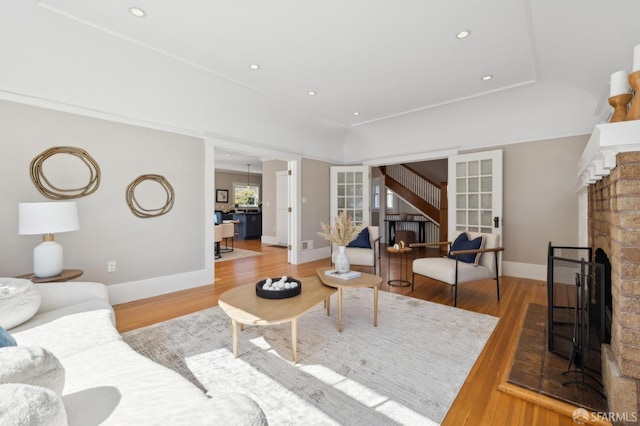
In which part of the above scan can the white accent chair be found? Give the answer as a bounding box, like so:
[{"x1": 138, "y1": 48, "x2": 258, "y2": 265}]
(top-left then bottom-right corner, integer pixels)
[
  {"x1": 220, "y1": 222, "x2": 235, "y2": 253},
  {"x1": 331, "y1": 226, "x2": 381, "y2": 275},
  {"x1": 214, "y1": 225, "x2": 222, "y2": 259},
  {"x1": 410, "y1": 231, "x2": 504, "y2": 307}
]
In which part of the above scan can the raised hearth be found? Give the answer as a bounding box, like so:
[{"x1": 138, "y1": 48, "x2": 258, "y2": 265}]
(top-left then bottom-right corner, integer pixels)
[{"x1": 508, "y1": 303, "x2": 607, "y2": 412}]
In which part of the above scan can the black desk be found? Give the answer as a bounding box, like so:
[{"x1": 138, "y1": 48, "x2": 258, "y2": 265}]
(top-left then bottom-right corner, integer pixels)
[{"x1": 384, "y1": 220, "x2": 429, "y2": 245}]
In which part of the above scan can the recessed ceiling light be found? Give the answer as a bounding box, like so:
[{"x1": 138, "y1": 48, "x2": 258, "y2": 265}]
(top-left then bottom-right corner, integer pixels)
[
  {"x1": 129, "y1": 7, "x2": 146, "y2": 18},
  {"x1": 353, "y1": 112, "x2": 360, "y2": 116},
  {"x1": 481, "y1": 75, "x2": 493, "y2": 81},
  {"x1": 249, "y1": 64, "x2": 260, "y2": 70},
  {"x1": 307, "y1": 91, "x2": 317, "y2": 96},
  {"x1": 456, "y1": 30, "x2": 470, "y2": 39}
]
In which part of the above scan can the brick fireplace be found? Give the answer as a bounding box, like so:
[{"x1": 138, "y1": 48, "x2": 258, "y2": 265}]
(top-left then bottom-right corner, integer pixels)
[{"x1": 581, "y1": 121, "x2": 640, "y2": 422}]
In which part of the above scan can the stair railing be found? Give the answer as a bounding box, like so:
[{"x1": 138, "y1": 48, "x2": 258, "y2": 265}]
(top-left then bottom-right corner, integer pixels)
[{"x1": 384, "y1": 164, "x2": 440, "y2": 209}]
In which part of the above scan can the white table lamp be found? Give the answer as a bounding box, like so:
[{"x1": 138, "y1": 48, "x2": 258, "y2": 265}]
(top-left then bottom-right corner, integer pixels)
[{"x1": 19, "y1": 202, "x2": 79, "y2": 278}]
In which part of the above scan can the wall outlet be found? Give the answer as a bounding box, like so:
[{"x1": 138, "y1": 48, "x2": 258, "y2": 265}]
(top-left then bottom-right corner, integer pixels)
[{"x1": 107, "y1": 261, "x2": 116, "y2": 273}]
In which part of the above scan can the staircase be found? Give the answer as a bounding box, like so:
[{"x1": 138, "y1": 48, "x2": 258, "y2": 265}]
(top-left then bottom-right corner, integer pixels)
[{"x1": 379, "y1": 164, "x2": 448, "y2": 242}]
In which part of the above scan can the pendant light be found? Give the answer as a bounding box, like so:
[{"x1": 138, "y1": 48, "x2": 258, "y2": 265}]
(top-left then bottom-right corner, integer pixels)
[{"x1": 246, "y1": 164, "x2": 251, "y2": 188}]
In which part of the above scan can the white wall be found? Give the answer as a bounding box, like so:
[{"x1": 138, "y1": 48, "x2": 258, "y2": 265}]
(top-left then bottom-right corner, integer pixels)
[
  {"x1": 0, "y1": 100, "x2": 209, "y2": 302},
  {"x1": 482, "y1": 135, "x2": 589, "y2": 279}
]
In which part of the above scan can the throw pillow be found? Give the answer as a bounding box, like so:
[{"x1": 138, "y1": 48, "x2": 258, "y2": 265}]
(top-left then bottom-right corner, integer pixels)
[
  {"x1": 0, "y1": 383, "x2": 67, "y2": 426},
  {"x1": 0, "y1": 278, "x2": 42, "y2": 330},
  {"x1": 0, "y1": 346, "x2": 65, "y2": 396},
  {"x1": 0, "y1": 326, "x2": 17, "y2": 347},
  {"x1": 347, "y1": 227, "x2": 371, "y2": 249},
  {"x1": 447, "y1": 232, "x2": 485, "y2": 265}
]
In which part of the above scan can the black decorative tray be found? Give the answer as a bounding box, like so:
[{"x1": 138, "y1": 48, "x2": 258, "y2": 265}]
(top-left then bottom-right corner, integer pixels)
[{"x1": 255, "y1": 277, "x2": 302, "y2": 299}]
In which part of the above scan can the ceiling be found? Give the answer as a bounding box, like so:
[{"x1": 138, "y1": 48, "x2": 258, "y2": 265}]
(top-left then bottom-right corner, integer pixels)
[
  {"x1": 27, "y1": 0, "x2": 640, "y2": 167},
  {"x1": 38, "y1": 0, "x2": 538, "y2": 128},
  {"x1": 215, "y1": 148, "x2": 263, "y2": 174}
]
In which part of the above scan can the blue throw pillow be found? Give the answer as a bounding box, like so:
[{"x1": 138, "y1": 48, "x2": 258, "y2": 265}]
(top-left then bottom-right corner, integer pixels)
[
  {"x1": 0, "y1": 326, "x2": 17, "y2": 347},
  {"x1": 347, "y1": 227, "x2": 371, "y2": 248},
  {"x1": 447, "y1": 232, "x2": 485, "y2": 265}
]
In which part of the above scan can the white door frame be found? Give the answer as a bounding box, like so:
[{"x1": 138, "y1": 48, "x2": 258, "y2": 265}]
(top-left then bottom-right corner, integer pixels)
[
  {"x1": 275, "y1": 170, "x2": 289, "y2": 247},
  {"x1": 288, "y1": 159, "x2": 301, "y2": 264},
  {"x1": 207, "y1": 137, "x2": 302, "y2": 272}
]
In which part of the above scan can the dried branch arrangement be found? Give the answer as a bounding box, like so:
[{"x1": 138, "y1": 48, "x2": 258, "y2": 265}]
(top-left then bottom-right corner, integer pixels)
[{"x1": 317, "y1": 211, "x2": 365, "y2": 246}]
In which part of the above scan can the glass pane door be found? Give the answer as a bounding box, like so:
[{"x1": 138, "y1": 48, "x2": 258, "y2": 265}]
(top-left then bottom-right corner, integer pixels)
[
  {"x1": 449, "y1": 150, "x2": 502, "y2": 236},
  {"x1": 330, "y1": 166, "x2": 369, "y2": 226}
]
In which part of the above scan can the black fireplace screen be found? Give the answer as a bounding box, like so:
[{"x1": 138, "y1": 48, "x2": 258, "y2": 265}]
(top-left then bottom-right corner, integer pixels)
[{"x1": 547, "y1": 243, "x2": 611, "y2": 370}]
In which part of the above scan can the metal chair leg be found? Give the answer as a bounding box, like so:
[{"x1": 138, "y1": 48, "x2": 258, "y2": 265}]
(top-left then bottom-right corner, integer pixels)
[
  {"x1": 494, "y1": 251, "x2": 500, "y2": 301},
  {"x1": 454, "y1": 284, "x2": 458, "y2": 307},
  {"x1": 454, "y1": 257, "x2": 459, "y2": 307}
]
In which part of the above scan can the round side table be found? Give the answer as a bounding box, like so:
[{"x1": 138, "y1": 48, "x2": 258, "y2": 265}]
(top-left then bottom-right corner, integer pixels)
[
  {"x1": 16, "y1": 269, "x2": 84, "y2": 283},
  {"x1": 386, "y1": 247, "x2": 412, "y2": 287}
]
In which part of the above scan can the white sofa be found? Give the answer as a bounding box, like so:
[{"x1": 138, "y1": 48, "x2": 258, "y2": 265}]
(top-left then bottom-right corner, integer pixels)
[{"x1": 2, "y1": 281, "x2": 267, "y2": 425}]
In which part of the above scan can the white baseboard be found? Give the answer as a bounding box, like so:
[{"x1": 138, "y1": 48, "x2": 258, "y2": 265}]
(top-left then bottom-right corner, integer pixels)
[
  {"x1": 503, "y1": 261, "x2": 546, "y2": 281},
  {"x1": 261, "y1": 235, "x2": 286, "y2": 246},
  {"x1": 297, "y1": 246, "x2": 331, "y2": 264},
  {"x1": 107, "y1": 269, "x2": 212, "y2": 305}
]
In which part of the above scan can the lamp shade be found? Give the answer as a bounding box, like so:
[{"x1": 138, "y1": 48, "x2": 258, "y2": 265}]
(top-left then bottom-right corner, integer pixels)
[{"x1": 19, "y1": 202, "x2": 79, "y2": 235}]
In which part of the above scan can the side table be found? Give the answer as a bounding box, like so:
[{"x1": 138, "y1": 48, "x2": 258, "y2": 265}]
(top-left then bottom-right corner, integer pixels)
[
  {"x1": 316, "y1": 267, "x2": 382, "y2": 333},
  {"x1": 386, "y1": 247, "x2": 412, "y2": 287},
  {"x1": 16, "y1": 269, "x2": 84, "y2": 283}
]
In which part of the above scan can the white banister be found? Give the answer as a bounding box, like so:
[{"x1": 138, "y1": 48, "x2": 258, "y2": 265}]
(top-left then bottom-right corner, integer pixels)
[{"x1": 384, "y1": 164, "x2": 440, "y2": 208}]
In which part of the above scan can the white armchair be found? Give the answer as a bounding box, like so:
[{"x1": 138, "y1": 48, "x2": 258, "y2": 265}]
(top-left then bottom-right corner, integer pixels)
[
  {"x1": 410, "y1": 231, "x2": 504, "y2": 307},
  {"x1": 331, "y1": 226, "x2": 381, "y2": 275}
]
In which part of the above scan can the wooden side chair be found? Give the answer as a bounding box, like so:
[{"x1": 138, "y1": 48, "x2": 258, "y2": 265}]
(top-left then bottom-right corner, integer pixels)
[
  {"x1": 330, "y1": 226, "x2": 382, "y2": 275},
  {"x1": 410, "y1": 231, "x2": 504, "y2": 307}
]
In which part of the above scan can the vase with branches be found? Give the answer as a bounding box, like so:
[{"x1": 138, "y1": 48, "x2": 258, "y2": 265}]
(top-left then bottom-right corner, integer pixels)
[{"x1": 318, "y1": 211, "x2": 365, "y2": 273}]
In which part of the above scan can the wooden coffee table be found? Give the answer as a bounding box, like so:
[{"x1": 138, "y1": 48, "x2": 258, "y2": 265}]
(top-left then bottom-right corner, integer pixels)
[
  {"x1": 317, "y1": 267, "x2": 382, "y2": 332},
  {"x1": 218, "y1": 275, "x2": 336, "y2": 362}
]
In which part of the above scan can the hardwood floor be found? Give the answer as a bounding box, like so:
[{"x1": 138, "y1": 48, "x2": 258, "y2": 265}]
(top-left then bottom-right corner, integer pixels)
[{"x1": 113, "y1": 240, "x2": 583, "y2": 426}]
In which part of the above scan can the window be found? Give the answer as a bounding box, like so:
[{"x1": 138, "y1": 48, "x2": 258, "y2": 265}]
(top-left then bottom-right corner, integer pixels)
[
  {"x1": 372, "y1": 178, "x2": 393, "y2": 210},
  {"x1": 372, "y1": 178, "x2": 380, "y2": 209},
  {"x1": 233, "y1": 183, "x2": 260, "y2": 207},
  {"x1": 386, "y1": 189, "x2": 394, "y2": 210}
]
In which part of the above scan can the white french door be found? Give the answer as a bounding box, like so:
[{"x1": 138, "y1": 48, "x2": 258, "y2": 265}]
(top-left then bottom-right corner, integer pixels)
[
  {"x1": 276, "y1": 170, "x2": 288, "y2": 246},
  {"x1": 330, "y1": 166, "x2": 370, "y2": 226},
  {"x1": 448, "y1": 150, "x2": 503, "y2": 239}
]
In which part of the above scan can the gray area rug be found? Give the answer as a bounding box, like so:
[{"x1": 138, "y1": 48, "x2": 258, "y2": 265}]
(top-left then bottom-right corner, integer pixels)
[{"x1": 123, "y1": 289, "x2": 498, "y2": 425}]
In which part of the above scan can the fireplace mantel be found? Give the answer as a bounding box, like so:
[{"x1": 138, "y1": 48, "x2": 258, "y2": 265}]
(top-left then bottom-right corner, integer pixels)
[{"x1": 578, "y1": 120, "x2": 640, "y2": 185}]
